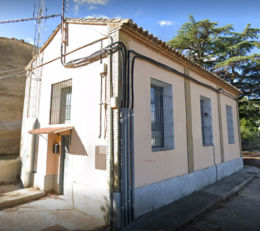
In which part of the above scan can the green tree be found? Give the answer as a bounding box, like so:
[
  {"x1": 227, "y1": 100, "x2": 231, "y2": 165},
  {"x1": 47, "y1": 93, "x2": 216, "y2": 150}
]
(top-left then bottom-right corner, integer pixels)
[
  {"x1": 214, "y1": 25, "x2": 260, "y2": 98},
  {"x1": 239, "y1": 98, "x2": 260, "y2": 143},
  {"x1": 168, "y1": 16, "x2": 260, "y2": 99},
  {"x1": 168, "y1": 15, "x2": 232, "y2": 69},
  {"x1": 168, "y1": 16, "x2": 260, "y2": 144}
]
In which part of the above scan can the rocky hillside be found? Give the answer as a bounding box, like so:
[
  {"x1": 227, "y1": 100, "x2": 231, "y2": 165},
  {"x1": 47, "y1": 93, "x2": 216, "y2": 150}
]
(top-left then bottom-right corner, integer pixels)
[{"x1": 0, "y1": 37, "x2": 34, "y2": 156}]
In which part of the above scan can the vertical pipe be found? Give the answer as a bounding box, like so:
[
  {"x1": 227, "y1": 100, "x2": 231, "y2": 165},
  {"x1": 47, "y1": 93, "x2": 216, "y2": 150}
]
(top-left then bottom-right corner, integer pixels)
[
  {"x1": 109, "y1": 47, "x2": 115, "y2": 230},
  {"x1": 130, "y1": 109, "x2": 135, "y2": 220},
  {"x1": 236, "y1": 100, "x2": 242, "y2": 157},
  {"x1": 217, "y1": 90, "x2": 225, "y2": 163},
  {"x1": 109, "y1": 107, "x2": 114, "y2": 229}
]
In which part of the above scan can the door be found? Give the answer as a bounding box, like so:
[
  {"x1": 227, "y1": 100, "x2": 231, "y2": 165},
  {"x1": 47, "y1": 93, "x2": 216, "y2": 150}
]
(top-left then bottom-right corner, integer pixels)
[{"x1": 59, "y1": 135, "x2": 71, "y2": 197}]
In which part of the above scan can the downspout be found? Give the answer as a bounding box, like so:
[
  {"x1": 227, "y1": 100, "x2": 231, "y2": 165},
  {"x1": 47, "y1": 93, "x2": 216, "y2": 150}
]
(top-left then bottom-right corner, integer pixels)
[
  {"x1": 109, "y1": 48, "x2": 115, "y2": 230},
  {"x1": 127, "y1": 50, "x2": 240, "y2": 223}
]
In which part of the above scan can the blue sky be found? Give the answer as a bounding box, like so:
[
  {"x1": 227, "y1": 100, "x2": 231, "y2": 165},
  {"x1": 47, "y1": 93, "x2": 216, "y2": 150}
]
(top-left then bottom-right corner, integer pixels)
[{"x1": 0, "y1": 0, "x2": 260, "y2": 46}]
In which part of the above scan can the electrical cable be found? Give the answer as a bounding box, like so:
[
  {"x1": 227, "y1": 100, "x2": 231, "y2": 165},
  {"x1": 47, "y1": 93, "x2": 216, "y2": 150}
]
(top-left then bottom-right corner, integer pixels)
[
  {"x1": 128, "y1": 50, "x2": 238, "y2": 109},
  {"x1": 0, "y1": 14, "x2": 61, "y2": 24},
  {"x1": 0, "y1": 68, "x2": 24, "y2": 74},
  {"x1": 0, "y1": 71, "x2": 26, "y2": 80}
]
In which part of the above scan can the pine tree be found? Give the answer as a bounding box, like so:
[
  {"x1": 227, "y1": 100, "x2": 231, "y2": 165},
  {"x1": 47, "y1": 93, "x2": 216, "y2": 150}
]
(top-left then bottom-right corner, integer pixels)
[
  {"x1": 168, "y1": 16, "x2": 260, "y2": 99},
  {"x1": 168, "y1": 15, "x2": 232, "y2": 69},
  {"x1": 168, "y1": 16, "x2": 260, "y2": 141},
  {"x1": 214, "y1": 24, "x2": 260, "y2": 98}
]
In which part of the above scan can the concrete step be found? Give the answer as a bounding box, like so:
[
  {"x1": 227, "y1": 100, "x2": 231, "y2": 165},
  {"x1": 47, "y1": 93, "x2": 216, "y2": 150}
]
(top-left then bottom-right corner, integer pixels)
[{"x1": 0, "y1": 188, "x2": 45, "y2": 210}]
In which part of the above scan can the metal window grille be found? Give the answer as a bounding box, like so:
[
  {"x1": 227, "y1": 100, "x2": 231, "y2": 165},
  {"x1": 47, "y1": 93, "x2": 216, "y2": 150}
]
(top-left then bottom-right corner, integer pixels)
[
  {"x1": 226, "y1": 105, "x2": 235, "y2": 144},
  {"x1": 151, "y1": 78, "x2": 174, "y2": 151},
  {"x1": 200, "y1": 96, "x2": 213, "y2": 146},
  {"x1": 50, "y1": 79, "x2": 72, "y2": 124}
]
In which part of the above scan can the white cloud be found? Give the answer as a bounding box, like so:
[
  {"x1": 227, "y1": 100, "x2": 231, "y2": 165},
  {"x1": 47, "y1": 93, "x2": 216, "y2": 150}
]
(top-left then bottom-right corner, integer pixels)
[
  {"x1": 86, "y1": 14, "x2": 109, "y2": 19},
  {"x1": 88, "y1": 5, "x2": 98, "y2": 10},
  {"x1": 85, "y1": 14, "x2": 121, "y2": 19},
  {"x1": 157, "y1": 20, "x2": 174, "y2": 27},
  {"x1": 73, "y1": 0, "x2": 109, "y2": 5}
]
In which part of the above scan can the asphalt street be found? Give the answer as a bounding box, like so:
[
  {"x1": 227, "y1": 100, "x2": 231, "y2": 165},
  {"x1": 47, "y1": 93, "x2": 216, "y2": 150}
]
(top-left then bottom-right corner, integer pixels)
[{"x1": 181, "y1": 160, "x2": 260, "y2": 231}]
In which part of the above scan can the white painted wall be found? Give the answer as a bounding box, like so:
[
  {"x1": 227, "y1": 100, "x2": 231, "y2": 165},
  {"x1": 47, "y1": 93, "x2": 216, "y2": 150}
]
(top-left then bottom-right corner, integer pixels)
[{"x1": 21, "y1": 23, "x2": 112, "y2": 224}]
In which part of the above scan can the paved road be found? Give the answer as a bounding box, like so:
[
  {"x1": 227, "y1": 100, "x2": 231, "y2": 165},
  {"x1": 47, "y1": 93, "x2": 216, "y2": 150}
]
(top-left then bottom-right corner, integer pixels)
[
  {"x1": 181, "y1": 171, "x2": 260, "y2": 231},
  {"x1": 0, "y1": 194, "x2": 104, "y2": 231}
]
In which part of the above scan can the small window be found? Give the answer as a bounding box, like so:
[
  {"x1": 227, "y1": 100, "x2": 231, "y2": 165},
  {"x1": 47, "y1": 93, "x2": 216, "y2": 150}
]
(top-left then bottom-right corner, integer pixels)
[
  {"x1": 50, "y1": 79, "x2": 72, "y2": 124},
  {"x1": 226, "y1": 105, "x2": 235, "y2": 144},
  {"x1": 200, "y1": 96, "x2": 213, "y2": 146},
  {"x1": 151, "y1": 78, "x2": 174, "y2": 151}
]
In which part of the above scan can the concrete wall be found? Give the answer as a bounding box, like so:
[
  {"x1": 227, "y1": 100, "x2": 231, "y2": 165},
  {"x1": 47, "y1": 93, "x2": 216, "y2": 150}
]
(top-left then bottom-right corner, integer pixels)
[{"x1": 134, "y1": 157, "x2": 243, "y2": 217}]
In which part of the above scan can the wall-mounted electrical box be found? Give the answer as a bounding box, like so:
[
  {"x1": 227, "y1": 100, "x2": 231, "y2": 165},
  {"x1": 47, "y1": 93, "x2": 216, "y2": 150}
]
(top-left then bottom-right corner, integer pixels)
[{"x1": 95, "y1": 145, "x2": 107, "y2": 170}]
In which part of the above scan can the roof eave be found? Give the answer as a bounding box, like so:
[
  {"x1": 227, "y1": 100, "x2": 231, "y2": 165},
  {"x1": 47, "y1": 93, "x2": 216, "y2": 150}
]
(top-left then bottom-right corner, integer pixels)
[{"x1": 119, "y1": 23, "x2": 241, "y2": 96}]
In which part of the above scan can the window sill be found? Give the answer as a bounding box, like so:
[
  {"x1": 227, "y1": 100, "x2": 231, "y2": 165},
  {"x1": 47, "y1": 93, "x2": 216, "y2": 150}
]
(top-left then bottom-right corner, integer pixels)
[{"x1": 152, "y1": 147, "x2": 174, "y2": 152}]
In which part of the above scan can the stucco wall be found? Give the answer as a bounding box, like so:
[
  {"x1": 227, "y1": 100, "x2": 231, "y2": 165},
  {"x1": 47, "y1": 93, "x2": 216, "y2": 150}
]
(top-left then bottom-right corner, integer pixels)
[
  {"x1": 189, "y1": 75, "x2": 221, "y2": 171},
  {"x1": 121, "y1": 30, "x2": 241, "y2": 189},
  {"x1": 121, "y1": 32, "x2": 188, "y2": 188},
  {"x1": 21, "y1": 23, "x2": 112, "y2": 224},
  {"x1": 220, "y1": 94, "x2": 240, "y2": 161}
]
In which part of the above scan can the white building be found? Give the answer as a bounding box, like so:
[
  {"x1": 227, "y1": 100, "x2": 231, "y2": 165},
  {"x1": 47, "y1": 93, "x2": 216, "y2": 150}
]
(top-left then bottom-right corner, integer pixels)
[{"x1": 20, "y1": 18, "x2": 242, "y2": 229}]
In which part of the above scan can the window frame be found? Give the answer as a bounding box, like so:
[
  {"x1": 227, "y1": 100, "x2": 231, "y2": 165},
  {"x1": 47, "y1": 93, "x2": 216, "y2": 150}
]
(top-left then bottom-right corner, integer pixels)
[
  {"x1": 49, "y1": 79, "x2": 72, "y2": 125},
  {"x1": 226, "y1": 105, "x2": 235, "y2": 144},
  {"x1": 200, "y1": 96, "x2": 213, "y2": 146},
  {"x1": 150, "y1": 78, "x2": 174, "y2": 152}
]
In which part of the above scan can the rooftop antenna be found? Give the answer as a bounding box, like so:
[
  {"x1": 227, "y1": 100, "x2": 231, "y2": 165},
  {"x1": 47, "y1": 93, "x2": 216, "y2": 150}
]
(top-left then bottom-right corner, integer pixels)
[
  {"x1": 28, "y1": 0, "x2": 46, "y2": 118},
  {"x1": 61, "y1": 0, "x2": 68, "y2": 64},
  {"x1": 33, "y1": 0, "x2": 46, "y2": 52}
]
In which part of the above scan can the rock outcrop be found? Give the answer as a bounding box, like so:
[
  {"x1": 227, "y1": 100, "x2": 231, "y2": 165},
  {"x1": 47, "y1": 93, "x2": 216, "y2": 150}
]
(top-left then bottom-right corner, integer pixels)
[{"x1": 0, "y1": 37, "x2": 34, "y2": 156}]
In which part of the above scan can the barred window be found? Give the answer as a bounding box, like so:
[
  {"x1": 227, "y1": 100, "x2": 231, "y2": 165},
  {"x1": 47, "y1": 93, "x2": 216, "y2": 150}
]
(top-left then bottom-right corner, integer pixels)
[
  {"x1": 151, "y1": 78, "x2": 174, "y2": 151},
  {"x1": 200, "y1": 96, "x2": 213, "y2": 146},
  {"x1": 50, "y1": 79, "x2": 72, "y2": 124},
  {"x1": 226, "y1": 105, "x2": 235, "y2": 144}
]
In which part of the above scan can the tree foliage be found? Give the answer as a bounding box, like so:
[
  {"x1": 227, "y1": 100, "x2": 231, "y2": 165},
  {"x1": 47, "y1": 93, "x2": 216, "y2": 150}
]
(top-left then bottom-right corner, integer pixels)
[
  {"x1": 168, "y1": 16, "x2": 260, "y2": 143},
  {"x1": 168, "y1": 15, "x2": 260, "y2": 99},
  {"x1": 239, "y1": 98, "x2": 260, "y2": 142},
  {"x1": 168, "y1": 15, "x2": 232, "y2": 69}
]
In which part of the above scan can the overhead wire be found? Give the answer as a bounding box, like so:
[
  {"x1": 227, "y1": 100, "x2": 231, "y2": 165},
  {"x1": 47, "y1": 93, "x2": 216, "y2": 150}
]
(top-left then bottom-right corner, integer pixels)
[
  {"x1": 0, "y1": 67, "x2": 24, "y2": 74},
  {"x1": 0, "y1": 70, "x2": 26, "y2": 80},
  {"x1": 0, "y1": 14, "x2": 61, "y2": 24}
]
